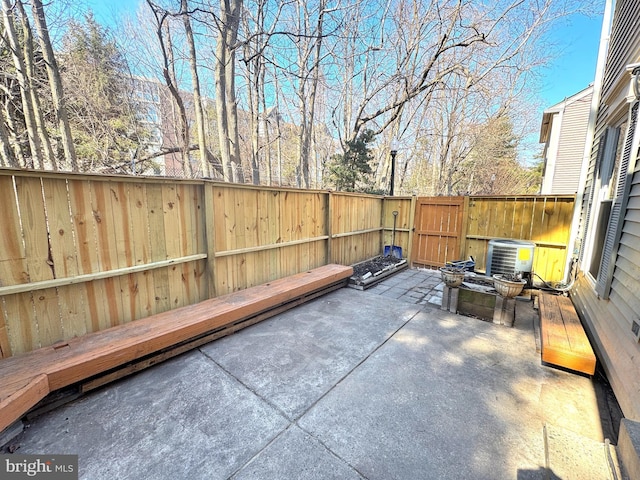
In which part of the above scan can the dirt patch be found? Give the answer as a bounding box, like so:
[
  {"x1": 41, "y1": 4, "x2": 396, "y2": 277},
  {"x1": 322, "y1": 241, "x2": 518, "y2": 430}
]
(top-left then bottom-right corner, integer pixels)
[{"x1": 351, "y1": 255, "x2": 405, "y2": 280}]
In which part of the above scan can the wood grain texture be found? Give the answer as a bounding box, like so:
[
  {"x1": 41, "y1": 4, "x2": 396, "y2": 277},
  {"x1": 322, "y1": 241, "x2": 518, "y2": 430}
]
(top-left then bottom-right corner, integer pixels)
[
  {"x1": 0, "y1": 374, "x2": 49, "y2": 433},
  {"x1": 464, "y1": 196, "x2": 575, "y2": 282},
  {"x1": 539, "y1": 292, "x2": 596, "y2": 375}
]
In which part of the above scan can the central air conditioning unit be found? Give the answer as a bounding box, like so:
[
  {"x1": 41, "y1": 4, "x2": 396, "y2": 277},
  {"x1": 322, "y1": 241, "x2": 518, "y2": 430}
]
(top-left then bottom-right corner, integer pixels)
[{"x1": 486, "y1": 239, "x2": 535, "y2": 278}]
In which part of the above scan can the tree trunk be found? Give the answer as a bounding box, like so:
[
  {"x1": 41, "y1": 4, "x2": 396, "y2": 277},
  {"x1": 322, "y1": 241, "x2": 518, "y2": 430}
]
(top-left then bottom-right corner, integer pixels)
[
  {"x1": 0, "y1": 115, "x2": 17, "y2": 167},
  {"x1": 297, "y1": 0, "x2": 325, "y2": 189},
  {"x1": 165, "y1": 22, "x2": 192, "y2": 177},
  {"x1": 30, "y1": 0, "x2": 77, "y2": 171},
  {"x1": 214, "y1": 42, "x2": 232, "y2": 182},
  {"x1": 1, "y1": 0, "x2": 43, "y2": 168},
  {"x1": 215, "y1": 0, "x2": 243, "y2": 183},
  {"x1": 244, "y1": 32, "x2": 260, "y2": 185},
  {"x1": 182, "y1": 0, "x2": 210, "y2": 178},
  {"x1": 2, "y1": 97, "x2": 27, "y2": 166},
  {"x1": 16, "y1": 0, "x2": 56, "y2": 170},
  {"x1": 146, "y1": 1, "x2": 192, "y2": 177}
]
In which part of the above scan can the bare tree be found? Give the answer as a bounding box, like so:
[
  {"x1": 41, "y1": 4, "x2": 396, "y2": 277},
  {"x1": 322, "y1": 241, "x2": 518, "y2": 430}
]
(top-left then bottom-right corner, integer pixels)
[
  {"x1": 210, "y1": 0, "x2": 244, "y2": 182},
  {"x1": 15, "y1": 0, "x2": 57, "y2": 169},
  {"x1": 1, "y1": 0, "x2": 43, "y2": 168},
  {"x1": 239, "y1": 0, "x2": 268, "y2": 185},
  {"x1": 146, "y1": 0, "x2": 193, "y2": 177},
  {"x1": 30, "y1": 0, "x2": 77, "y2": 171},
  {"x1": 0, "y1": 111, "x2": 17, "y2": 166},
  {"x1": 182, "y1": 0, "x2": 211, "y2": 177},
  {"x1": 294, "y1": 0, "x2": 327, "y2": 188}
]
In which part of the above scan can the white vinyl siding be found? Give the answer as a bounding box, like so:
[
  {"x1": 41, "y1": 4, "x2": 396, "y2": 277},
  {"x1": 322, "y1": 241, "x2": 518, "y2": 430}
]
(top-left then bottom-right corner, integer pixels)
[{"x1": 552, "y1": 92, "x2": 593, "y2": 194}]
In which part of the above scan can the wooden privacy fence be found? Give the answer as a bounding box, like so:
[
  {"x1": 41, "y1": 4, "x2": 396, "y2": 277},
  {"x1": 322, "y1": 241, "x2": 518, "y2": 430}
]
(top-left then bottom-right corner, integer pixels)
[
  {"x1": 0, "y1": 168, "x2": 574, "y2": 359},
  {"x1": 411, "y1": 195, "x2": 576, "y2": 285},
  {"x1": 0, "y1": 169, "x2": 412, "y2": 358}
]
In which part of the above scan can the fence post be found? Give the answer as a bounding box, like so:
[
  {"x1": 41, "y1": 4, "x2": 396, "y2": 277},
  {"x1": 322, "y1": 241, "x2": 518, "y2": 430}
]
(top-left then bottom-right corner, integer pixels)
[
  {"x1": 326, "y1": 191, "x2": 333, "y2": 264},
  {"x1": 460, "y1": 195, "x2": 470, "y2": 262},
  {"x1": 203, "y1": 182, "x2": 217, "y2": 298},
  {"x1": 407, "y1": 195, "x2": 417, "y2": 266}
]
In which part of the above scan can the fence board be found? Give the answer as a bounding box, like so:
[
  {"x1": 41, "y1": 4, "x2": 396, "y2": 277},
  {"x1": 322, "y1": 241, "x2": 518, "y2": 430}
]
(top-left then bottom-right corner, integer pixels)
[
  {"x1": 15, "y1": 176, "x2": 53, "y2": 283},
  {"x1": 42, "y1": 178, "x2": 87, "y2": 339},
  {"x1": 0, "y1": 176, "x2": 26, "y2": 285},
  {"x1": 129, "y1": 183, "x2": 154, "y2": 319},
  {"x1": 464, "y1": 196, "x2": 575, "y2": 282},
  {"x1": 145, "y1": 184, "x2": 171, "y2": 313},
  {"x1": 3, "y1": 293, "x2": 34, "y2": 355},
  {"x1": 0, "y1": 325, "x2": 10, "y2": 358},
  {"x1": 162, "y1": 184, "x2": 186, "y2": 308},
  {"x1": 91, "y1": 181, "x2": 124, "y2": 327}
]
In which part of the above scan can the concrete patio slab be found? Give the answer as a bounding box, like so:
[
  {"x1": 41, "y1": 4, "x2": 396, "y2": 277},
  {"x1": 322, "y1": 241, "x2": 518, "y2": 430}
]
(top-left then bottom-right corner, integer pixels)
[
  {"x1": 13, "y1": 350, "x2": 289, "y2": 479},
  {"x1": 8, "y1": 269, "x2": 615, "y2": 479},
  {"x1": 200, "y1": 289, "x2": 421, "y2": 420},
  {"x1": 297, "y1": 307, "x2": 565, "y2": 479}
]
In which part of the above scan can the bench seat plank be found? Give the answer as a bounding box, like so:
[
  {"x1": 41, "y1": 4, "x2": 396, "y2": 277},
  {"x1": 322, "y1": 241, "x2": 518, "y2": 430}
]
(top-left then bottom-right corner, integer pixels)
[{"x1": 539, "y1": 292, "x2": 596, "y2": 375}]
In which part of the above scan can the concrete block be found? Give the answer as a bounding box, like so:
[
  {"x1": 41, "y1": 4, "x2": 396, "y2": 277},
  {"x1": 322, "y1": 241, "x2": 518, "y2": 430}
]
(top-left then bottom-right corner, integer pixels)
[
  {"x1": 618, "y1": 418, "x2": 640, "y2": 480},
  {"x1": 441, "y1": 285, "x2": 458, "y2": 313},
  {"x1": 493, "y1": 296, "x2": 515, "y2": 326}
]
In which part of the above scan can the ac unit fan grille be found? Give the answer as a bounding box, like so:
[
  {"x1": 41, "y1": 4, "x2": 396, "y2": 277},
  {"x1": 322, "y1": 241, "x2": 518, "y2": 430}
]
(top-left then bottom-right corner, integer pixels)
[{"x1": 490, "y1": 247, "x2": 518, "y2": 275}]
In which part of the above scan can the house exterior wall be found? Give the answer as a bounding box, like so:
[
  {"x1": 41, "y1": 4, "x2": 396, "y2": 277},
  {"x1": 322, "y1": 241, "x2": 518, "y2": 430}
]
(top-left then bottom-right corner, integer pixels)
[
  {"x1": 540, "y1": 88, "x2": 593, "y2": 195},
  {"x1": 552, "y1": 91, "x2": 593, "y2": 194},
  {"x1": 540, "y1": 110, "x2": 563, "y2": 194},
  {"x1": 572, "y1": 0, "x2": 640, "y2": 421}
]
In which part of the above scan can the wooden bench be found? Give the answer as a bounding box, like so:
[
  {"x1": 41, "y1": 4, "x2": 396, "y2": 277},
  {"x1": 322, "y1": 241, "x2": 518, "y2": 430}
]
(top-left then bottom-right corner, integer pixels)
[
  {"x1": 538, "y1": 292, "x2": 596, "y2": 375},
  {"x1": 0, "y1": 264, "x2": 353, "y2": 433}
]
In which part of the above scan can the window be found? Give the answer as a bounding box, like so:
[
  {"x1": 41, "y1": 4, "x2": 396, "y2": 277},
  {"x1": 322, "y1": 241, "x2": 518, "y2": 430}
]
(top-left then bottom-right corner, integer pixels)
[
  {"x1": 588, "y1": 124, "x2": 623, "y2": 279},
  {"x1": 589, "y1": 101, "x2": 639, "y2": 298}
]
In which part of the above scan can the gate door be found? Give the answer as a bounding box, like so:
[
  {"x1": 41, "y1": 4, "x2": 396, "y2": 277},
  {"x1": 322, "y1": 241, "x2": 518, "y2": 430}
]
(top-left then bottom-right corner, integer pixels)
[{"x1": 412, "y1": 196, "x2": 465, "y2": 268}]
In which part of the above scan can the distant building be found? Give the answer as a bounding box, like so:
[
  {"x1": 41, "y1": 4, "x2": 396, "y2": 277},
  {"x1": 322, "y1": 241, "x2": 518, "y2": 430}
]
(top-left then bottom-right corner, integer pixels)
[
  {"x1": 539, "y1": 85, "x2": 593, "y2": 194},
  {"x1": 132, "y1": 77, "x2": 209, "y2": 177}
]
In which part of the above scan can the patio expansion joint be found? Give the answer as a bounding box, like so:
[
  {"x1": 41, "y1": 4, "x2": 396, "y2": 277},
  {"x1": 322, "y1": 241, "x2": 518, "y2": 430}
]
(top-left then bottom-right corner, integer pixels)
[
  {"x1": 195, "y1": 346, "x2": 373, "y2": 479},
  {"x1": 201, "y1": 307, "x2": 423, "y2": 480},
  {"x1": 293, "y1": 422, "x2": 371, "y2": 480},
  {"x1": 196, "y1": 347, "x2": 292, "y2": 422},
  {"x1": 291, "y1": 308, "x2": 423, "y2": 423},
  {"x1": 282, "y1": 308, "x2": 424, "y2": 479}
]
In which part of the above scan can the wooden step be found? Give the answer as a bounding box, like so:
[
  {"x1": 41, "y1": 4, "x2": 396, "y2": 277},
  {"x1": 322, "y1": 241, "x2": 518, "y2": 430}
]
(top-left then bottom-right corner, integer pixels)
[
  {"x1": 0, "y1": 264, "x2": 353, "y2": 433},
  {"x1": 539, "y1": 292, "x2": 596, "y2": 375}
]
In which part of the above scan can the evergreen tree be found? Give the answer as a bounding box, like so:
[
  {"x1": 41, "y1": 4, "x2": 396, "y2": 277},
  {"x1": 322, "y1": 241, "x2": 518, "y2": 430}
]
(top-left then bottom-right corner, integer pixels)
[
  {"x1": 59, "y1": 13, "x2": 148, "y2": 172},
  {"x1": 328, "y1": 129, "x2": 376, "y2": 192}
]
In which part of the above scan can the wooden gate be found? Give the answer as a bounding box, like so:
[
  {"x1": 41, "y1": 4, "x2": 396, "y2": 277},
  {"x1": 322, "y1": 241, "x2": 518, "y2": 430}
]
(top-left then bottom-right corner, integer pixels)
[{"x1": 411, "y1": 196, "x2": 467, "y2": 268}]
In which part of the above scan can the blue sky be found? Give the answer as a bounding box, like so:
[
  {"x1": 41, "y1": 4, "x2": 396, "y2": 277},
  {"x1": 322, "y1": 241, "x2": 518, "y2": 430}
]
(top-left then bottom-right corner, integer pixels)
[{"x1": 538, "y1": 13, "x2": 603, "y2": 107}]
